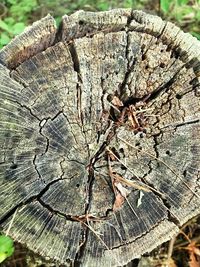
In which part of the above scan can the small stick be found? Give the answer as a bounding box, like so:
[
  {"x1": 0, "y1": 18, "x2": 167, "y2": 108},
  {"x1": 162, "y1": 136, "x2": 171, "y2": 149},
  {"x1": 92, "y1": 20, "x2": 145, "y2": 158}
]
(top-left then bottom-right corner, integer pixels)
[
  {"x1": 167, "y1": 235, "x2": 177, "y2": 260},
  {"x1": 135, "y1": 108, "x2": 154, "y2": 114},
  {"x1": 107, "y1": 102, "x2": 121, "y2": 114}
]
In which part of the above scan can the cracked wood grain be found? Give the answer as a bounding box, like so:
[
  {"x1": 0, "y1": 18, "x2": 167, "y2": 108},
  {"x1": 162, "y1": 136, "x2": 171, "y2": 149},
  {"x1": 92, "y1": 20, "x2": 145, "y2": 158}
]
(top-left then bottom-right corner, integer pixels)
[{"x1": 0, "y1": 9, "x2": 200, "y2": 267}]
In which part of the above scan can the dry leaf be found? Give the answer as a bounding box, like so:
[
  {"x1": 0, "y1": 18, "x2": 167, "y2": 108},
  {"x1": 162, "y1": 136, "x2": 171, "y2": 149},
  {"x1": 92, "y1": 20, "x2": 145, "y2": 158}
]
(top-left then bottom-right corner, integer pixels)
[
  {"x1": 114, "y1": 182, "x2": 130, "y2": 197},
  {"x1": 113, "y1": 193, "x2": 125, "y2": 211},
  {"x1": 189, "y1": 252, "x2": 200, "y2": 267},
  {"x1": 187, "y1": 241, "x2": 200, "y2": 267},
  {"x1": 113, "y1": 182, "x2": 130, "y2": 210}
]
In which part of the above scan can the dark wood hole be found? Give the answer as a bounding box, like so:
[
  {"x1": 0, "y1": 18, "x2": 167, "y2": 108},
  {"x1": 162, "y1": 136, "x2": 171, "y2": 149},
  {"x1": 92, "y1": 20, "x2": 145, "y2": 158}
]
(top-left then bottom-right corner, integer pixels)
[
  {"x1": 107, "y1": 94, "x2": 114, "y2": 102},
  {"x1": 139, "y1": 133, "x2": 144, "y2": 138},
  {"x1": 111, "y1": 147, "x2": 120, "y2": 159},
  {"x1": 170, "y1": 51, "x2": 179, "y2": 59},
  {"x1": 166, "y1": 150, "x2": 171, "y2": 155},
  {"x1": 79, "y1": 20, "x2": 84, "y2": 25},
  {"x1": 183, "y1": 170, "x2": 187, "y2": 176},
  {"x1": 176, "y1": 94, "x2": 182, "y2": 99},
  {"x1": 119, "y1": 148, "x2": 124, "y2": 153},
  {"x1": 189, "y1": 79, "x2": 194, "y2": 85},
  {"x1": 10, "y1": 163, "x2": 18, "y2": 169},
  {"x1": 121, "y1": 165, "x2": 127, "y2": 170},
  {"x1": 160, "y1": 62, "x2": 165, "y2": 68}
]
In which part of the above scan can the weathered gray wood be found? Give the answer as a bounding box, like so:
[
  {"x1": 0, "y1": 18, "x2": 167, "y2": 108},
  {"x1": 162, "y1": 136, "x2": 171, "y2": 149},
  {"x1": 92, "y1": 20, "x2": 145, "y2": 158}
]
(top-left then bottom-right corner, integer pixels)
[
  {"x1": 0, "y1": 9, "x2": 200, "y2": 267},
  {"x1": 0, "y1": 15, "x2": 57, "y2": 69}
]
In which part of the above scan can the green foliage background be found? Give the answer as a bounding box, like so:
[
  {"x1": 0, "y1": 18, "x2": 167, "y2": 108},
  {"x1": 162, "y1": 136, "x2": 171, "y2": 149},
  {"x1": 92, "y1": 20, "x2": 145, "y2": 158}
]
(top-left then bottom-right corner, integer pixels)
[
  {"x1": 0, "y1": 235, "x2": 14, "y2": 263},
  {"x1": 0, "y1": 0, "x2": 200, "y2": 49}
]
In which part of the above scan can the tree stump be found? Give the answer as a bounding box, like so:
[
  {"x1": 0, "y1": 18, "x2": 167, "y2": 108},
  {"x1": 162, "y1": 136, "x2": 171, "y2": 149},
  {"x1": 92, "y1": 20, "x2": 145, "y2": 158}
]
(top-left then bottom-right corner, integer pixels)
[{"x1": 0, "y1": 9, "x2": 200, "y2": 267}]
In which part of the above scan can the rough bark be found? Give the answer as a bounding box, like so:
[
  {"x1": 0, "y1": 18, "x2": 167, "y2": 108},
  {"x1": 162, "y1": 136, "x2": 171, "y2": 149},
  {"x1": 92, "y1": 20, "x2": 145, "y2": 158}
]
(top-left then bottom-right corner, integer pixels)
[{"x1": 0, "y1": 9, "x2": 200, "y2": 267}]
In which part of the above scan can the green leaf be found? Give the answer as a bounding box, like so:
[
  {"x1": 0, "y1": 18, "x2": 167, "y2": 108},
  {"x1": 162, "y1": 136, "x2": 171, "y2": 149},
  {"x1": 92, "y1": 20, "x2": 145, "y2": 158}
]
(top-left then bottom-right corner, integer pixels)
[
  {"x1": 55, "y1": 17, "x2": 61, "y2": 27},
  {"x1": 160, "y1": 0, "x2": 172, "y2": 13},
  {"x1": 0, "y1": 235, "x2": 15, "y2": 263},
  {"x1": 13, "y1": 22, "x2": 26, "y2": 35},
  {"x1": 191, "y1": 32, "x2": 200, "y2": 40},
  {"x1": 10, "y1": 0, "x2": 37, "y2": 19},
  {"x1": 6, "y1": 0, "x2": 18, "y2": 4},
  {"x1": 177, "y1": 0, "x2": 189, "y2": 5},
  {"x1": 0, "y1": 20, "x2": 12, "y2": 34},
  {"x1": 124, "y1": 0, "x2": 134, "y2": 8},
  {"x1": 196, "y1": 10, "x2": 200, "y2": 20},
  {"x1": 97, "y1": 2, "x2": 110, "y2": 11},
  {"x1": 4, "y1": 17, "x2": 15, "y2": 25},
  {"x1": 0, "y1": 33, "x2": 11, "y2": 46},
  {"x1": 174, "y1": 6, "x2": 194, "y2": 22}
]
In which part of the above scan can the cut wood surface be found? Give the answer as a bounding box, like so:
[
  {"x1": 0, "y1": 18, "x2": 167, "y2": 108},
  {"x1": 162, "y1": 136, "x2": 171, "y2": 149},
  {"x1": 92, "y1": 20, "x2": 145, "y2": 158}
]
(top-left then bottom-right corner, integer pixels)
[{"x1": 0, "y1": 9, "x2": 200, "y2": 267}]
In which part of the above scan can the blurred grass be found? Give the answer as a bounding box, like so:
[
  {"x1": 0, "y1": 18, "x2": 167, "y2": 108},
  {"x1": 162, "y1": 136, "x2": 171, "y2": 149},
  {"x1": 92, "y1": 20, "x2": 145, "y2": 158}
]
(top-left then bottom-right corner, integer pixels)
[{"x1": 0, "y1": 0, "x2": 200, "y2": 48}]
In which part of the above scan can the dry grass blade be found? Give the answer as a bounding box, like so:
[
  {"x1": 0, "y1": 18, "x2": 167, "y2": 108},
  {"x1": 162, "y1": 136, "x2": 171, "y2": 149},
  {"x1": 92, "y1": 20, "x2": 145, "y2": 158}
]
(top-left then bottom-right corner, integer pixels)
[
  {"x1": 118, "y1": 137, "x2": 200, "y2": 199},
  {"x1": 106, "y1": 147, "x2": 165, "y2": 196},
  {"x1": 82, "y1": 220, "x2": 123, "y2": 267},
  {"x1": 112, "y1": 172, "x2": 150, "y2": 192},
  {"x1": 5, "y1": 208, "x2": 18, "y2": 236}
]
